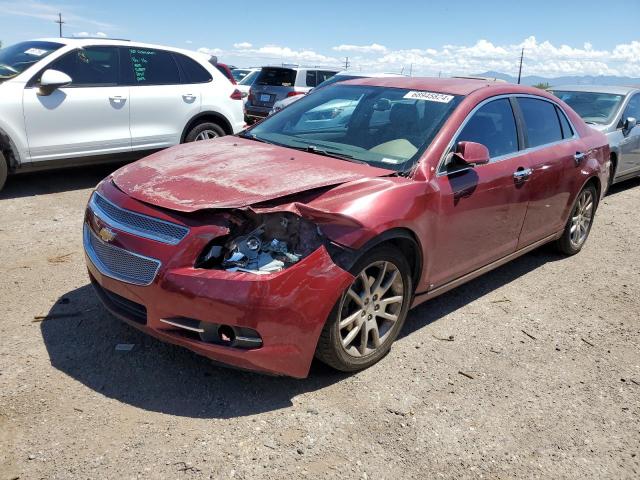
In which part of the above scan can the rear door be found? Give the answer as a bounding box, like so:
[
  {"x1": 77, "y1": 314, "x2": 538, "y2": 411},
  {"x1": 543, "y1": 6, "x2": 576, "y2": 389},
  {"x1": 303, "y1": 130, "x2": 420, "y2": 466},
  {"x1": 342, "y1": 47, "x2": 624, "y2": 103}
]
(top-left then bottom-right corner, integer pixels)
[
  {"x1": 250, "y1": 67, "x2": 298, "y2": 107},
  {"x1": 618, "y1": 93, "x2": 640, "y2": 176},
  {"x1": 515, "y1": 96, "x2": 584, "y2": 248},
  {"x1": 123, "y1": 47, "x2": 203, "y2": 150},
  {"x1": 430, "y1": 97, "x2": 531, "y2": 287},
  {"x1": 23, "y1": 45, "x2": 131, "y2": 162}
]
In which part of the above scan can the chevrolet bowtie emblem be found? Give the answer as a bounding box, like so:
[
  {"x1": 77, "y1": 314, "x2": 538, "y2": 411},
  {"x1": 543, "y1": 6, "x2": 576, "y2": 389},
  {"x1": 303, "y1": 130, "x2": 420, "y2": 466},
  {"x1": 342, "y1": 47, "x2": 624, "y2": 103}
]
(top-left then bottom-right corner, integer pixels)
[{"x1": 98, "y1": 227, "x2": 116, "y2": 243}]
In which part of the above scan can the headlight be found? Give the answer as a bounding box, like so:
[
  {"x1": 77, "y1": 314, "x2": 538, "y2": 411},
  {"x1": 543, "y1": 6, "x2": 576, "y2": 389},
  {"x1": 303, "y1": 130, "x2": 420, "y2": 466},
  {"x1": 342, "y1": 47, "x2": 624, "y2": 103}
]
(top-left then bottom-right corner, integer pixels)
[{"x1": 197, "y1": 212, "x2": 324, "y2": 274}]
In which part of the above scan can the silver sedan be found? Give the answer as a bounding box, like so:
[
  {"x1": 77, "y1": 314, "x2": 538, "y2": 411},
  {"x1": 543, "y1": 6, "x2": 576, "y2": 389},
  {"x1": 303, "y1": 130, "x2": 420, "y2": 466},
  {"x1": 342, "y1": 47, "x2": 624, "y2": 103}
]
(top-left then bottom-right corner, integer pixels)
[{"x1": 551, "y1": 85, "x2": 640, "y2": 189}]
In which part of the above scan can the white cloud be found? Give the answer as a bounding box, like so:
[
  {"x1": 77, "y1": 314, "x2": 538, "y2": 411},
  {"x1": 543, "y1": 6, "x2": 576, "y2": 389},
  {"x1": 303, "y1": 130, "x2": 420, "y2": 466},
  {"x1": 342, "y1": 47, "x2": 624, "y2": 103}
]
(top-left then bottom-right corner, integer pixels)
[
  {"x1": 185, "y1": 40, "x2": 193, "y2": 44},
  {"x1": 198, "y1": 37, "x2": 640, "y2": 77},
  {"x1": 339, "y1": 36, "x2": 640, "y2": 78},
  {"x1": 0, "y1": 0, "x2": 113, "y2": 29},
  {"x1": 198, "y1": 47, "x2": 223, "y2": 56},
  {"x1": 71, "y1": 31, "x2": 108, "y2": 38},
  {"x1": 200, "y1": 44, "x2": 340, "y2": 66},
  {"x1": 332, "y1": 43, "x2": 387, "y2": 54}
]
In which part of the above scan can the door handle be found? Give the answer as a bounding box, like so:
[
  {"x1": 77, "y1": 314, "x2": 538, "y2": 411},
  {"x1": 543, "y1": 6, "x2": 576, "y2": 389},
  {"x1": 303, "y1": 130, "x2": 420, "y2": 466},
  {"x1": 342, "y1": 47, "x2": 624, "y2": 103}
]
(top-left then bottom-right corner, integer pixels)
[
  {"x1": 574, "y1": 151, "x2": 586, "y2": 164},
  {"x1": 182, "y1": 94, "x2": 197, "y2": 101},
  {"x1": 109, "y1": 96, "x2": 125, "y2": 103},
  {"x1": 513, "y1": 167, "x2": 533, "y2": 182}
]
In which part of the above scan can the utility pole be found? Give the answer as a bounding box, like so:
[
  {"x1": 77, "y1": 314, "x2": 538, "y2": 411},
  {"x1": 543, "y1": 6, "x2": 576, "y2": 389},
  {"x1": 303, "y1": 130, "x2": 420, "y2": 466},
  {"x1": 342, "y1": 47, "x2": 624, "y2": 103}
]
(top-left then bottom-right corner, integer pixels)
[
  {"x1": 517, "y1": 47, "x2": 524, "y2": 84},
  {"x1": 409, "y1": 63, "x2": 413, "y2": 77},
  {"x1": 55, "y1": 13, "x2": 65, "y2": 37},
  {"x1": 344, "y1": 57, "x2": 350, "y2": 70}
]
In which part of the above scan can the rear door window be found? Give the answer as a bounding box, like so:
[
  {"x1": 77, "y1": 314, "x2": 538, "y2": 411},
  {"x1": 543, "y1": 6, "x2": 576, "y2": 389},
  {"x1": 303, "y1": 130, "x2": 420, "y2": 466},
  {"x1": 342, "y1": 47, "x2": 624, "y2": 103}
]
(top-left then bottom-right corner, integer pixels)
[
  {"x1": 517, "y1": 97, "x2": 563, "y2": 148},
  {"x1": 256, "y1": 68, "x2": 296, "y2": 87},
  {"x1": 46, "y1": 46, "x2": 120, "y2": 86},
  {"x1": 456, "y1": 98, "x2": 519, "y2": 158},
  {"x1": 125, "y1": 48, "x2": 180, "y2": 85},
  {"x1": 173, "y1": 53, "x2": 212, "y2": 83}
]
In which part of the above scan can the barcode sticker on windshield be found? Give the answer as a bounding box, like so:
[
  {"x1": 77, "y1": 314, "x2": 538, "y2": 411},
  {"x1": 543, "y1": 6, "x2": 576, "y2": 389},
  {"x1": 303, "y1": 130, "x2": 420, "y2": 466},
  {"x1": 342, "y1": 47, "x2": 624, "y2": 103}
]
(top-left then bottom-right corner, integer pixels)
[{"x1": 403, "y1": 91, "x2": 454, "y2": 103}]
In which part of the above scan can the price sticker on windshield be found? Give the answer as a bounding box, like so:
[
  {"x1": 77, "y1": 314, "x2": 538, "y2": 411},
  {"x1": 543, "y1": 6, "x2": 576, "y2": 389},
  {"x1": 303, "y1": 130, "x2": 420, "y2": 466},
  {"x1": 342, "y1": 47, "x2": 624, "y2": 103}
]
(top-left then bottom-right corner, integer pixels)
[{"x1": 403, "y1": 91, "x2": 454, "y2": 103}]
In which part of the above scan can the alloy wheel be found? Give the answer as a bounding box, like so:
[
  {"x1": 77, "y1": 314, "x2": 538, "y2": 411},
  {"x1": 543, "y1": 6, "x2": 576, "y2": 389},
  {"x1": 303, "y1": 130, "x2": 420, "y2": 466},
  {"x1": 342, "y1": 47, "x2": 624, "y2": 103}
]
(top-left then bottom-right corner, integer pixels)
[
  {"x1": 338, "y1": 261, "x2": 405, "y2": 357},
  {"x1": 570, "y1": 189, "x2": 594, "y2": 248},
  {"x1": 194, "y1": 130, "x2": 219, "y2": 141}
]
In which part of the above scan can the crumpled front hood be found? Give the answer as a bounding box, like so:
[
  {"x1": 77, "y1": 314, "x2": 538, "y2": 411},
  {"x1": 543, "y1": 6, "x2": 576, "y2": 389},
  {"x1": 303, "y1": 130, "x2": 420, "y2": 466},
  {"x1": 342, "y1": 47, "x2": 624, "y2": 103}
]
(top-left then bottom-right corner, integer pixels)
[{"x1": 112, "y1": 136, "x2": 393, "y2": 212}]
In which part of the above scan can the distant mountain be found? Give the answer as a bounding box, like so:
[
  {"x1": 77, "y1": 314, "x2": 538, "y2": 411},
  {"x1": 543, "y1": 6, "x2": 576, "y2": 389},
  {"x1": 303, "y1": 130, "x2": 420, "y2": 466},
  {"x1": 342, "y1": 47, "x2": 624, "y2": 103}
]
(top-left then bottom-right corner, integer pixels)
[{"x1": 475, "y1": 71, "x2": 640, "y2": 87}]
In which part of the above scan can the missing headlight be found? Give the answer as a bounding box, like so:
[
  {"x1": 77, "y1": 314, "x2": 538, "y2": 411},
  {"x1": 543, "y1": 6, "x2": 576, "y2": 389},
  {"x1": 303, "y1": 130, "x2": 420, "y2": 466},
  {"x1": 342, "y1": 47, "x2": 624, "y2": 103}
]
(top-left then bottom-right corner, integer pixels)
[{"x1": 196, "y1": 212, "x2": 324, "y2": 274}]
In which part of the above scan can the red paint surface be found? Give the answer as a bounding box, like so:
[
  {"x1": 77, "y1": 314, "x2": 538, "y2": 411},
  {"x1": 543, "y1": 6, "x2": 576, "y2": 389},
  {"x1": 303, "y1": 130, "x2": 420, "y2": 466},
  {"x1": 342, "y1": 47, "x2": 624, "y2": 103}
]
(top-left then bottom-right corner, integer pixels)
[{"x1": 88, "y1": 79, "x2": 609, "y2": 377}]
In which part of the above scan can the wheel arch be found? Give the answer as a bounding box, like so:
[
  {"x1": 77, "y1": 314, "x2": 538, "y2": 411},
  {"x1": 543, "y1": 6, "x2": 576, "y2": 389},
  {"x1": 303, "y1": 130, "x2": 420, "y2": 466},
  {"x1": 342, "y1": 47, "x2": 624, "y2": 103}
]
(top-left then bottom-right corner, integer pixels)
[
  {"x1": 0, "y1": 126, "x2": 21, "y2": 170},
  {"x1": 335, "y1": 228, "x2": 424, "y2": 293},
  {"x1": 180, "y1": 111, "x2": 233, "y2": 142}
]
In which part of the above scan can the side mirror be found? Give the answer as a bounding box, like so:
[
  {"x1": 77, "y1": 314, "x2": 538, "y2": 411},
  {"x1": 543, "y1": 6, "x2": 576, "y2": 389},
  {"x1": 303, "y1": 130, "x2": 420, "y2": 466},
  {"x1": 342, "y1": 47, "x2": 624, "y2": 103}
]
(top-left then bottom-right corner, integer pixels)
[
  {"x1": 623, "y1": 116, "x2": 637, "y2": 133},
  {"x1": 454, "y1": 141, "x2": 490, "y2": 166},
  {"x1": 38, "y1": 69, "x2": 72, "y2": 96}
]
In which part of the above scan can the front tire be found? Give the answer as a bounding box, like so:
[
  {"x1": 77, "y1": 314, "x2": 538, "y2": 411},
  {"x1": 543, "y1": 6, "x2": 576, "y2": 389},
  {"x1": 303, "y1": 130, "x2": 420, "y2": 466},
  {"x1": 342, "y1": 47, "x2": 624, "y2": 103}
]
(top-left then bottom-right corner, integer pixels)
[
  {"x1": 315, "y1": 246, "x2": 412, "y2": 372},
  {"x1": 184, "y1": 122, "x2": 225, "y2": 142},
  {"x1": 0, "y1": 152, "x2": 8, "y2": 192},
  {"x1": 556, "y1": 184, "x2": 597, "y2": 255}
]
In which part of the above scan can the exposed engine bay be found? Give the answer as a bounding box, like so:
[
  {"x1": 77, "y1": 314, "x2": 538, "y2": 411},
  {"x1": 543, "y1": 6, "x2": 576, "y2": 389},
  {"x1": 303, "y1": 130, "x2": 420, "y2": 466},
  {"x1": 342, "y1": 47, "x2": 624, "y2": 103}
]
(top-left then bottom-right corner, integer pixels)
[{"x1": 197, "y1": 211, "x2": 325, "y2": 274}]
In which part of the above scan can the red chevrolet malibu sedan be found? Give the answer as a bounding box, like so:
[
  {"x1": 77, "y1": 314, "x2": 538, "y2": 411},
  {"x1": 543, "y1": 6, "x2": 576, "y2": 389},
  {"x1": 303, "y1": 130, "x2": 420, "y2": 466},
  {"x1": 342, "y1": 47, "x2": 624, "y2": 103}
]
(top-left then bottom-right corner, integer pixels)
[{"x1": 84, "y1": 77, "x2": 609, "y2": 378}]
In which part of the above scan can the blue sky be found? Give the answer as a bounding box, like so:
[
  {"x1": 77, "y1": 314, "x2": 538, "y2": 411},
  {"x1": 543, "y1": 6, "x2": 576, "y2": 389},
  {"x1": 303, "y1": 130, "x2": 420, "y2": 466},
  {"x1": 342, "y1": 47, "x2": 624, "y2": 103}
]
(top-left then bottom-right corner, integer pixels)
[{"x1": 1, "y1": 0, "x2": 639, "y2": 77}]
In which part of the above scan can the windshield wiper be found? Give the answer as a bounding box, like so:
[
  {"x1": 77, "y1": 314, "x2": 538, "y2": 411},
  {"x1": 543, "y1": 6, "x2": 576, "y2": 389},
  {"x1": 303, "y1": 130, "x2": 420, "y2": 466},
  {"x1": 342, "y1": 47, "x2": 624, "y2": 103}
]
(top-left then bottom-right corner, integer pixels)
[
  {"x1": 295, "y1": 144, "x2": 368, "y2": 164},
  {"x1": 238, "y1": 132, "x2": 278, "y2": 145}
]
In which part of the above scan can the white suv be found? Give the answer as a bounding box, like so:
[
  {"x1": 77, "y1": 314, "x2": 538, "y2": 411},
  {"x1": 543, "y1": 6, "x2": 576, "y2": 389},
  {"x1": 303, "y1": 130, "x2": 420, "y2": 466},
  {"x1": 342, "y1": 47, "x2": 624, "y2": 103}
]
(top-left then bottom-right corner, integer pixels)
[{"x1": 0, "y1": 38, "x2": 245, "y2": 191}]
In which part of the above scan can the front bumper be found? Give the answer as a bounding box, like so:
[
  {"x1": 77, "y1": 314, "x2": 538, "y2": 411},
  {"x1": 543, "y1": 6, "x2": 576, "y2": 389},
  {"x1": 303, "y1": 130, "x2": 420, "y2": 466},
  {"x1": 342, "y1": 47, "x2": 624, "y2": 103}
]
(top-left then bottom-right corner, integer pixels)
[{"x1": 84, "y1": 182, "x2": 353, "y2": 378}]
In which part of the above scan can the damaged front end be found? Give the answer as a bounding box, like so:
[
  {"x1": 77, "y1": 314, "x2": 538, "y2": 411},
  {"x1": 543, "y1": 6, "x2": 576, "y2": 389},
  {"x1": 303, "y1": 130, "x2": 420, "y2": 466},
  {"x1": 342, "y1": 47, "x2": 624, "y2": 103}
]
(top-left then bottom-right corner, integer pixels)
[{"x1": 195, "y1": 210, "x2": 330, "y2": 275}]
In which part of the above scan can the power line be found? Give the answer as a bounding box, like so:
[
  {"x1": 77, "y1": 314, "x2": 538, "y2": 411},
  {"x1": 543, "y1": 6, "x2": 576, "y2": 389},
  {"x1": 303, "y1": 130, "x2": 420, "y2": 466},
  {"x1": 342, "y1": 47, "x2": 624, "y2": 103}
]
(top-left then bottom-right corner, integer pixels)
[{"x1": 55, "y1": 13, "x2": 65, "y2": 38}]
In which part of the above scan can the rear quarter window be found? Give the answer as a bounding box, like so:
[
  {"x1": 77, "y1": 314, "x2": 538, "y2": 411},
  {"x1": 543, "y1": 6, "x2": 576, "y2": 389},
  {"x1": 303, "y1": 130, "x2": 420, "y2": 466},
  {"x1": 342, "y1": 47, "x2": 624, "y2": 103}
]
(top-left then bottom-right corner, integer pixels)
[
  {"x1": 256, "y1": 68, "x2": 296, "y2": 87},
  {"x1": 173, "y1": 53, "x2": 212, "y2": 83}
]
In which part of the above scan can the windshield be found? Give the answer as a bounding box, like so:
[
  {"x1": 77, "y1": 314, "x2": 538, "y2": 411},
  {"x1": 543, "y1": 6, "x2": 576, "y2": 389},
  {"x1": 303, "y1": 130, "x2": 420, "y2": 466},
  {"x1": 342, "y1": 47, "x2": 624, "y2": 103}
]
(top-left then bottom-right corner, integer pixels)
[
  {"x1": 238, "y1": 69, "x2": 259, "y2": 85},
  {"x1": 551, "y1": 90, "x2": 625, "y2": 125},
  {"x1": 247, "y1": 84, "x2": 462, "y2": 172},
  {"x1": 0, "y1": 41, "x2": 63, "y2": 80}
]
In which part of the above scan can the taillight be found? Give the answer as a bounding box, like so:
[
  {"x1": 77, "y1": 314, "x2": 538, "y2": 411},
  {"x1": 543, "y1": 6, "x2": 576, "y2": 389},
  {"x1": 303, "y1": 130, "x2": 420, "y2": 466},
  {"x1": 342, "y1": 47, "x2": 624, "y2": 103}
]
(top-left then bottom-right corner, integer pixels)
[
  {"x1": 286, "y1": 91, "x2": 305, "y2": 98},
  {"x1": 248, "y1": 89, "x2": 254, "y2": 102},
  {"x1": 230, "y1": 89, "x2": 243, "y2": 100}
]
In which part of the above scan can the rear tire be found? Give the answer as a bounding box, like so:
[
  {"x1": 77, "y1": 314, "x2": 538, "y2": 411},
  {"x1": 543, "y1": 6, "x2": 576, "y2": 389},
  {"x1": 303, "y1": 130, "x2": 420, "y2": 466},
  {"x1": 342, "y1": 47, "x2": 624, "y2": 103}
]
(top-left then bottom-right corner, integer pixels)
[
  {"x1": 556, "y1": 184, "x2": 597, "y2": 255},
  {"x1": 184, "y1": 122, "x2": 225, "y2": 142},
  {"x1": 315, "y1": 246, "x2": 412, "y2": 372},
  {"x1": 0, "y1": 152, "x2": 8, "y2": 192}
]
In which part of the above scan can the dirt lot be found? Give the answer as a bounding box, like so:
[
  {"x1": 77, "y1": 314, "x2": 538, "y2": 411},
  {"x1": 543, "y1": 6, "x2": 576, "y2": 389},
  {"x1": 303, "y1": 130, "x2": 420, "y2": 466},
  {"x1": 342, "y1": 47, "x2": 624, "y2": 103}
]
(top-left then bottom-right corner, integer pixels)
[{"x1": 0, "y1": 165, "x2": 638, "y2": 480}]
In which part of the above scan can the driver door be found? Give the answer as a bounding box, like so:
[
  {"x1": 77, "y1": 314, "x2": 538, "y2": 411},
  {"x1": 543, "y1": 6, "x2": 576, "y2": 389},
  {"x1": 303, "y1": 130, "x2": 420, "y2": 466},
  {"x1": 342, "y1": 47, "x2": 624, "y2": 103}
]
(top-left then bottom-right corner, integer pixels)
[
  {"x1": 429, "y1": 97, "x2": 531, "y2": 287},
  {"x1": 23, "y1": 46, "x2": 131, "y2": 163}
]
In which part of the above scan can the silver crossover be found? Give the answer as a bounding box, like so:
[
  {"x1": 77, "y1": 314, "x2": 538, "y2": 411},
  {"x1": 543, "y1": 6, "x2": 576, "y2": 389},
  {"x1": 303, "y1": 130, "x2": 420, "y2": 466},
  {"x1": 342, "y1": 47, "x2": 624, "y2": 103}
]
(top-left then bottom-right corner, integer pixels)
[{"x1": 551, "y1": 85, "x2": 640, "y2": 188}]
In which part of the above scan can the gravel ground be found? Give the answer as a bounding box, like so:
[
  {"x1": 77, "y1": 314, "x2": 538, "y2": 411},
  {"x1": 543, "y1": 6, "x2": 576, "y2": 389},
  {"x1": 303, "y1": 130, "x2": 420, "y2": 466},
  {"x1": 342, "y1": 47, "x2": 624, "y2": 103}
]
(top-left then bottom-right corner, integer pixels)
[{"x1": 1, "y1": 166, "x2": 639, "y2": 480}]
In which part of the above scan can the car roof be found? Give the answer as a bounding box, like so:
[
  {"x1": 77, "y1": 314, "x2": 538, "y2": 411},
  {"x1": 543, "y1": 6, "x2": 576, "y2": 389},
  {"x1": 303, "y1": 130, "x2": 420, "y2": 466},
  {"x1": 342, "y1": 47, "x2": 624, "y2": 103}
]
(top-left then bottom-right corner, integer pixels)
[
  {"x1": 551, "y1": 84, "x2": 640, "y2": 95},
  {"x1": 341, "y1": 76, "x2": 546, "y2": 96},
  {"x1": 34, "y1": 37, "x2": 213, "y2": 62}
]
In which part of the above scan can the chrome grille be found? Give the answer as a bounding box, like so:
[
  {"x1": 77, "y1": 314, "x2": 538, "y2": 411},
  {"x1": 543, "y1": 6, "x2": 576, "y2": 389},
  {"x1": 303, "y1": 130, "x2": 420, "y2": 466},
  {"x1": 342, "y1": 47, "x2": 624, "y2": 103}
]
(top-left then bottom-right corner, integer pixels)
[
  {"x1": 90, "y1": 192, "x2": 189, "y2": 245},
  {"x1": 84, "y1": 224, "x2": 161, "y2": 286}
]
